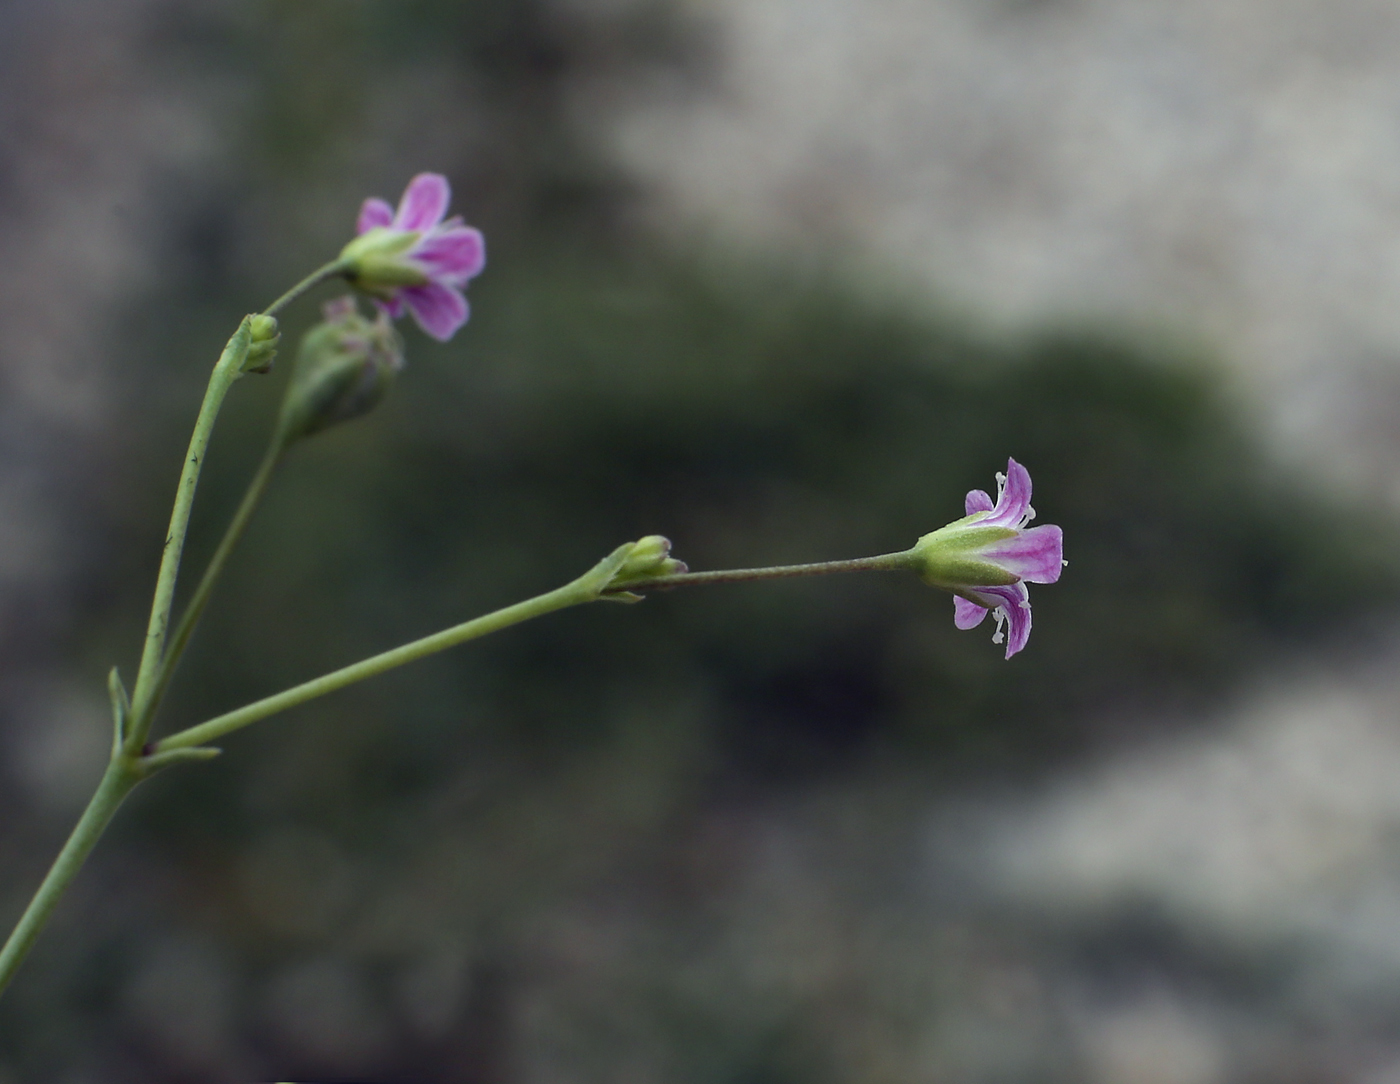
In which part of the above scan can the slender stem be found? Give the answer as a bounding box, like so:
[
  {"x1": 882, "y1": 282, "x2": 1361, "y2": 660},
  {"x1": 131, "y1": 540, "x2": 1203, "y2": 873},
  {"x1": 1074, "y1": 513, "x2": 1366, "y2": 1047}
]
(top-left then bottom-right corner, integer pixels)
[
  {"x1": 127, "y1": 320, "x2": 253, "y2": 746},
  {"x1": 158, "y1": 548, "x2": 919, "y2": 753},
  {"x1": 158, "y1": 573, "x2": 603, "y2": 753},
  {"x1": 127, "y1": 261, "x2": 347, "y2": 750},
  {"x1": 0, "y1": 260, "x2": 361, "y2": 1002},
  {"x1": 139, "y1": 437, "x2": 288, "y2": 735},
  {"x1": 262, "y1": 259, "x2": 349, "y2": 318},
  {"x1": 610, "y1": 551, "x2": 917, "y2": 594},
  {"x1": 0, "y1": 761, "x2": 138, "y2": 998},
  {"x1": 1, "y1": 541, "x2": 911, "y2": 993}
]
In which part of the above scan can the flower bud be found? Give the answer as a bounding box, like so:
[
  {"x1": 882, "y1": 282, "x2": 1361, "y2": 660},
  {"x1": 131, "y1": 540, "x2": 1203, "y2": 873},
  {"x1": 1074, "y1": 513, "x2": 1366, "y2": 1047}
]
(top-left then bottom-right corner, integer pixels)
[
  {"x1": 614, "y1": 535, "x2": 688, "y2": 582},
  {"x1": 277, "y1": 297, "x2": 404, "y2": 442},
  {"x1": 242, "y1": 314, "x2": 281, "y2": 374},
  {"x1": 598, "y1": 535, "x2": 689, "y2": 601}
]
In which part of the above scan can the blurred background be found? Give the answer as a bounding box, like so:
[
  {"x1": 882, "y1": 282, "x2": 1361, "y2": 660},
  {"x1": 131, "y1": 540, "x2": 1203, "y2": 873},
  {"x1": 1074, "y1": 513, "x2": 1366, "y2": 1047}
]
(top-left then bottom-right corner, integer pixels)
[{"x1": 3, "y1": 0, "x2": 1400, "y2": 1080}]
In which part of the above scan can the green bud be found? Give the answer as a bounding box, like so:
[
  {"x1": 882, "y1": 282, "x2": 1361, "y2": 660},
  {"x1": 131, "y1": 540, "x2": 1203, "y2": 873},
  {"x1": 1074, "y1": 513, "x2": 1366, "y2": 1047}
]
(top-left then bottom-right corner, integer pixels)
[
  {"x1": 277, "y1": 297, "x2": 404, "y2": 442},
  {"x1": 909, "y1": 520, "x2": 1020, "y2": 590},
  {"x1": 614, "y1": 535, "x2": 688, "y2": 582},
  {"x1": 243, "y1": 314, "x2": 281, "y2": 374},
  {"x1": 339, "y1": 228, "x2": 429, "y2": 298},
  {"x1": 601, "y1": 535, "x2": 689, "y2": 600}
]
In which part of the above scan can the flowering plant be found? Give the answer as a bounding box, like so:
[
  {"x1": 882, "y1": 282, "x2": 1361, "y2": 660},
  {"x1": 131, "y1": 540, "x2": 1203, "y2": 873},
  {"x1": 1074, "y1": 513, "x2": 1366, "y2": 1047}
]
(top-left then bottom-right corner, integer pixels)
[
  {"x1": 912, "y1": 458, "x2": 1065, "y2": 657},
  {"x1": 340, "y1": 172, "x2": 486, "y2": 341},
  {"x1": 0, "y1": 173, "x2": 1062, "y2": 1000}
]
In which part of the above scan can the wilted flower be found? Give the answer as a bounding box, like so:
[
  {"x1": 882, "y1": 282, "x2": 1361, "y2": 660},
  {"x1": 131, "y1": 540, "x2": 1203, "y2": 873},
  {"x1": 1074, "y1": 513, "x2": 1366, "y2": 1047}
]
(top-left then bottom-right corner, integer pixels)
[
  {"x1": 339, "y1": 173, "x2": 485, "y2": 342},
  {"x1": 277, "y1": 297, "x2": 405, "y2": 442},
  {"x1": 910, "y1": 458, "x2": 1063, "y2": 658}
]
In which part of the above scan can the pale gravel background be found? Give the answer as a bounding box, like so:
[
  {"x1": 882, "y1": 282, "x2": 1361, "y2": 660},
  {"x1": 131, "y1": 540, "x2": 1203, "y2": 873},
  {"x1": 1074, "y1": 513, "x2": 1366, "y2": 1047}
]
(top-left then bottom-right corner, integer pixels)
[
  {"x1": 609, "y1": 3, "x2": 1400, "y2": 1078},
  {"x1": 0, "y1": 0, "x2": 217, "y2": 815},
  {"x1": 611, "y1": 0, "x2": 1400, "y2": 497}
]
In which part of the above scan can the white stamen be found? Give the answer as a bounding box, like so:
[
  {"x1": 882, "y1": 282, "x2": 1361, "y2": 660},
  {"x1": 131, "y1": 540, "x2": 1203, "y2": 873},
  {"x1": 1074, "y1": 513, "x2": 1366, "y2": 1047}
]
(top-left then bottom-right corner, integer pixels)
[{"x1": 991, "y1": 606, "x2": 1008, "y2": 645}]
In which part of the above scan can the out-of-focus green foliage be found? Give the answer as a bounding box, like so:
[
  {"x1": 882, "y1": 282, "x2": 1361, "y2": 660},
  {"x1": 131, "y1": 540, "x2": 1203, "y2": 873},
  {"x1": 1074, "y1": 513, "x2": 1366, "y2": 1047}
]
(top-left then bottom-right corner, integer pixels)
[
  {"x1": 175, "y1": 247, "x2": 1397, "y2": 785},
  {"x1": 77, "y1": 240, "x2": 1394, "y2": 1081},
  {"x1": 2, "y1": 1, "x2": 1396, "y2": 1081}
]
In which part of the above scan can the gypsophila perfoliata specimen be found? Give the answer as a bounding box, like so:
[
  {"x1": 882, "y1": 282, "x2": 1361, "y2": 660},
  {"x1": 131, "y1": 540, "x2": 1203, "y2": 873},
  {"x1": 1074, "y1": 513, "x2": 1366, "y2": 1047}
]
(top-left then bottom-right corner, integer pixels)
[
  {"x1": 340, "y1": 172, "x2": 486, "y2": 341},
  {"x1": 609, "y1": 460, "x2": 1064, "y2": 658},
  {"x1": 910, "y1": 458, "x2": 1065, "y2": 658},
  {"x1": 0, "y1": 164, "x2": 1066, "y2": 1006},
  {"x1": 278, "y1": 297, "x2": 405, "y2": 442}
]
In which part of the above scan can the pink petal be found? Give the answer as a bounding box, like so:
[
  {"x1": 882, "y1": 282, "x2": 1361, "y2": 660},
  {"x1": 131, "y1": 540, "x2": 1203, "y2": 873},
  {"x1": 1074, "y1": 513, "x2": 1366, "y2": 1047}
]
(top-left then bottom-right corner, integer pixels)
[
  {"x1": 964, "y1": 583, "x2": 1032, "y2": 658},
  {"x1": 374, "y1": 296, "x2": 405, "y2": 320},
  {"x1": 401, "y1": 281, "x2": 469, "y2": 341},
  {"x1": 981, "y1": 458, "x2": 1033, "y2": 529},
  {"x1": 394, "y1": 173, "x2": 451, "y2": 231},
  {"x1": 981, "y1": 524, "x2": 1063, "y2": 584},
  {"x1": 954, "y1": 596, "x2": 988, "y2": 629},
  {"x1": 357, "y1": 197, "x2": 394, "y2": 234},
  {"x1": 411, "y1": 226, "x2": 486, "y2": 284},
  {"x1": 965, "y1": 489, "x2": 994, "y2": 515},
  {"x1": 987, "y1": 583, "x2": 1032, "y2": 658}
]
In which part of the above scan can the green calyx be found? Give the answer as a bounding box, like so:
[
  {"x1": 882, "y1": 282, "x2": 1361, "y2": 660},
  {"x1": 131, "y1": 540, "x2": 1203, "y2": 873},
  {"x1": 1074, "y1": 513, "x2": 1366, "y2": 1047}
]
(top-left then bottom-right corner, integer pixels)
[
  {"x1": 338, "y1": 228, "x2": 429, "y2": 295},
  {"x1": 910, "y1": 517, "x2": 1019, "y2": 590},
  {"x1": 277, "y1": 299, "x2": 404, "y2": 443}
]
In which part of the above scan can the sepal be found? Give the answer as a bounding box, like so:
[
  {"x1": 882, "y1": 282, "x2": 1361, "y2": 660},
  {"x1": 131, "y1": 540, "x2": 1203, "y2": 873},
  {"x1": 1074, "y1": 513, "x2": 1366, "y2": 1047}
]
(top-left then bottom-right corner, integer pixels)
[
  {"x1": 339, "y1": 228, "x2": 430, "y2": 297},
  {"x1": 910, "y1": 521, "x2": 1021, "y2": 590}
]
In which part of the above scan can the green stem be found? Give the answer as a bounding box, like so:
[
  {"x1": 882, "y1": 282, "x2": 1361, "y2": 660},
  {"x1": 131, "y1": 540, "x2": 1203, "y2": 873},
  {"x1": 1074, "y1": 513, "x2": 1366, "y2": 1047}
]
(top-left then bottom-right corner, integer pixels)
[
  {"x1": 1, "y1": 544, "x2": 913, "y2": 994},
  {"x1": 609, "y1": 551, "x2": 917, "y2": 594},
  {"x1": 139, "y1": 437, "x2": 288, "y2": 736},
  {"x1": 127, "y1": 319, "x2": 253, "y2": 747},
  {"x1": 158, "y1": 549, "x2": 919, "y2": 753},
  {"x1": 156, "y1": 545, "x2": 637, "y2": 753},
  {"x1": 0, "y1": 761, "x2": 139, "y2": 998},
  {"x1": 0, "y1": 260, "x2": 361, "y2": 1001},
  {"x1": 127, "y1": 260, "x2": 348, "y2": 751},
  {"x1": 262, "y1": 259, "x2": 349, "y2": 318}
]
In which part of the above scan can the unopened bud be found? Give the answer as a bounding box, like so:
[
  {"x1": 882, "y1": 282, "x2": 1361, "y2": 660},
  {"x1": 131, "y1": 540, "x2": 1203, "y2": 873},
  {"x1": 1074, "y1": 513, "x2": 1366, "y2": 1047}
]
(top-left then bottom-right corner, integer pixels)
[
  {"x1": 603, "y1": 536, "x2": 689, "y2": 600},
  {"x1": 277, "y1": 297, "x2": 404, "y2": 442},
  {"x1": 615, "y1": 535, "x2": 688, "y2": 581},
  {"x1": 243, "y1": 314, "x2": 281, "y2": 374}
]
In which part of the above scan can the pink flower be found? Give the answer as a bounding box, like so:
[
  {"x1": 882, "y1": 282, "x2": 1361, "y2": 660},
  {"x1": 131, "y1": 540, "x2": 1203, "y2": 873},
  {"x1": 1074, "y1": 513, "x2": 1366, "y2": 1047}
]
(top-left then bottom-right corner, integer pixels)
[
  {"x1": 339, "y1": 173, "x2": 486, "y2": 342},
  {"x1": 911, "y1": 458, "x2": 1064, "y2": 658}
]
